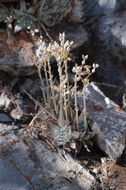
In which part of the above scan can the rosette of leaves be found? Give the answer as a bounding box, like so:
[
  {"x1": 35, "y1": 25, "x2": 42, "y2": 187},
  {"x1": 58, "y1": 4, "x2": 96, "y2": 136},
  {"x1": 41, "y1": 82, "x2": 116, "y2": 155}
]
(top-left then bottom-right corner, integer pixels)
[
  {"x1": 51, "y1": 125, "x2": 71, "y2": 146},
  {"x1": 0, "y1": 0, "x2": 37, "y2": 30},
  {"x1": 37, "y1": 0, "x2": 99, "y2": 26},
  {"x1": 15, "y1": 8, "x2": 36, "y2": 29},
  {"x1": 0, "y1": 0, "x2": 98, "y2": 31},
  {"x1": 13, "y1": 0, "x2": 37, "y2": 30},
  {"x1": 37, "y1": 0, "x2": 72, "y2": 27}
]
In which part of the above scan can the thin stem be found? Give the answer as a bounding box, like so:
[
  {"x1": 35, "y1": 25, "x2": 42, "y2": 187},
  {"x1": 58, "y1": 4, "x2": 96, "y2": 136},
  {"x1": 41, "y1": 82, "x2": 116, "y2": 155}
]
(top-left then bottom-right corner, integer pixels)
[
  {"x1": 58, "y1": 61, "x2": 64, "y2": 127},
  {"x1": 64, "y1": 60, "x2": 69, "y2": 125},
  {"x1": 83, "y1": 85, "x2": 88, "y2": 132},
  {"x1": 64, "y1": 61, "x2": 69, "y2": 87},
  {"x1": 38, "y1": 67, "x2": 47, "y2": 107},
  {"x1": 63, "y1": 87, "x2": 68, "y2": 125},
  {"x1": 43, "y1": 62, "x2": 51, "y2": 107},
  {"x1": 47, "y1": 60, "x2": 58, "y2": 115},
  {"x1": 74, "y1": 65, "x2": 79, "y2": 129}
]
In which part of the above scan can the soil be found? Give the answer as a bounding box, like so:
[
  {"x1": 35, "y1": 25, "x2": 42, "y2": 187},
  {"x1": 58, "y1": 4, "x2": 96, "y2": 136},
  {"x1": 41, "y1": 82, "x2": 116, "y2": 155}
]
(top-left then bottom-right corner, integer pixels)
[
  {"x1": 79, "y1": 146, "x2": 126, "y2": 190},
  {"x1": 104, "y1": 160, "x2": 126, "y2": 190},
  {"x1": 92, "y1": 159, "x2": 126, "y2": 190}
]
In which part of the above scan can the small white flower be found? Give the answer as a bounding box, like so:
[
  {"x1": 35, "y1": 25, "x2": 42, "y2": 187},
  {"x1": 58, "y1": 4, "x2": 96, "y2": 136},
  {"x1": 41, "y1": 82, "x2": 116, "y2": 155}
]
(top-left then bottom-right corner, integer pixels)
[{"x1": 82, "y1": 55, "x2": 88, "y2": 65}]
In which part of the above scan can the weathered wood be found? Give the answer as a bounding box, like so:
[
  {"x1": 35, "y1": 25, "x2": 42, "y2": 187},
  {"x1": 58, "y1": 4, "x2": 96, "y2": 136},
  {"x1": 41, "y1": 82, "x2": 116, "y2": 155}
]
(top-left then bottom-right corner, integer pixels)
[{"x1": 77, "y1": 82, "x2": 126, "y2": 162}]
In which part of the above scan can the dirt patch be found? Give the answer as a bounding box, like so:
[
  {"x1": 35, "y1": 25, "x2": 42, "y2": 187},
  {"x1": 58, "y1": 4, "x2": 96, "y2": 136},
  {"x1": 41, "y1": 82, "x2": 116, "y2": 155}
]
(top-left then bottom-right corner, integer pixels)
[{"x1": 82, "y1": 158, "x2": 126, "y2": 190}]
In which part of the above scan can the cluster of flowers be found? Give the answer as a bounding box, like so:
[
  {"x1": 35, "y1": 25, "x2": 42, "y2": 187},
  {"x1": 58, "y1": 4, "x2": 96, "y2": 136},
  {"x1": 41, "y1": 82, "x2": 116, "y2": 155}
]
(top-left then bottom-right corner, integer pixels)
[{"x1": 35, "y1": 33, "x2": 98, "y2": 147}]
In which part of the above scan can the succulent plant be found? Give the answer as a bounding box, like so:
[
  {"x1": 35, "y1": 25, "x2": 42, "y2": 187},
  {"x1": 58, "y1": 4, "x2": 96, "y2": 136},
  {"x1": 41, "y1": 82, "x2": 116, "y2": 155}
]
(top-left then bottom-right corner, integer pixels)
[
  {"x1": 0, "y1": 0, "x2": 93, "y2": 29},
  {"x1": 37, "y1": 0, "x2": 72, "y2": 27}
]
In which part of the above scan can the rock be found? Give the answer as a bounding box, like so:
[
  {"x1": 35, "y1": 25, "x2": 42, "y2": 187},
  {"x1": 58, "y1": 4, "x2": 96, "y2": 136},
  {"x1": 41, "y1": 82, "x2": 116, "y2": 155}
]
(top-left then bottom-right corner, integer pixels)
[
  {"x1": 0, "y1": 124, "x2": 18, "y2": 135},
  {"x1": 0, "y1": 113, "x2": 13, "y2": 123},
  {"x1": 0, "y1": 123, "x2": 99, "y2": 190},
  {"x1": 0, "y1": 29, "x2": 37, "y2": 76},
  {"x1": 0, "y1": 21, "x2": 88, "y2": 76},
  {"x1": 87, "y1": 0, "x2": 126, "y2": 85},
  {"x1": 19, "y1": 78, "x2": 41, "y2": 96},
  {"x1": 47, "y1": 178, "x2": 83, "y2": 190},
  {"x1": 0, "y1": 81, "x2": 30, "y2": 122},
  {"x1": 77, "y1": 82, "x2": 126, "y2": 162},
  {"x1": 98, "y1": 0, "x2": 126, "y2": 12},
  {"x1": 0, "y1": 40, "x2": 37, "y2": 76},
  {"x1": 0, "y1": 157, "x2": 31, "y2": 190},
  {"x1": 0, "y1": 92, "x2": 12, "y2": 111}
]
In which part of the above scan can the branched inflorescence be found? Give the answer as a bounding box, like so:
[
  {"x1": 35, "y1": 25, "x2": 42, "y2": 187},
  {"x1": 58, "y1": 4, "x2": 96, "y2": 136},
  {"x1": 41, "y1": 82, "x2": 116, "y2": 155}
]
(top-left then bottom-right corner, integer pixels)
[{"x1": 35, "y1": 33, "x2": 98, "y2": 147}]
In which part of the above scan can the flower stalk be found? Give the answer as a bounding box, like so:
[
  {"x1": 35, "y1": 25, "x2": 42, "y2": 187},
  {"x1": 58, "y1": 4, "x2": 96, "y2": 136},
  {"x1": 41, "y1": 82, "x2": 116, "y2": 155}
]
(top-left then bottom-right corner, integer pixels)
[
  {"x1": 38, "y1": 67, "x2": 47, "y2": 107},
  {"x1": 47, "y1": 59, "x2": 58, "y2": 115},
  {"x1": 73, "y1": 64, "x2": 79, "y2": 129}
]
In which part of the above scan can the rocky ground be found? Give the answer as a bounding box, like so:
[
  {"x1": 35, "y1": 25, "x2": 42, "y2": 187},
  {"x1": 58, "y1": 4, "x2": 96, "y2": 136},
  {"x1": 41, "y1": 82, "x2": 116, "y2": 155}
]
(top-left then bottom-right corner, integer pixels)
[
  {"x1": 81, "y1": 156, "x2": 126, "y2": 190},
  {"x1": 1, "y1": 0, "x2": 126, "y2": 190}
]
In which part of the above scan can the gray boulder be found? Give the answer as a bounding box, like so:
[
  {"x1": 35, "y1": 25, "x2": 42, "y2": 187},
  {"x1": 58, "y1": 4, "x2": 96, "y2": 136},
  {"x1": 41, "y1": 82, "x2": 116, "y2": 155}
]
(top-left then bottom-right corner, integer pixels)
[
  {"x1": 0, "y1": 23, "x2": 88, "y2": 76},
  {"x1": 0, "y1": 123, "x2": 99, "y2": 190},
  {"x1": 78, "y1": 82, "x2": 126, "y2": 162},
  {"x1": 87, "y1": 0, "x2": 126, "y2": 85}
]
